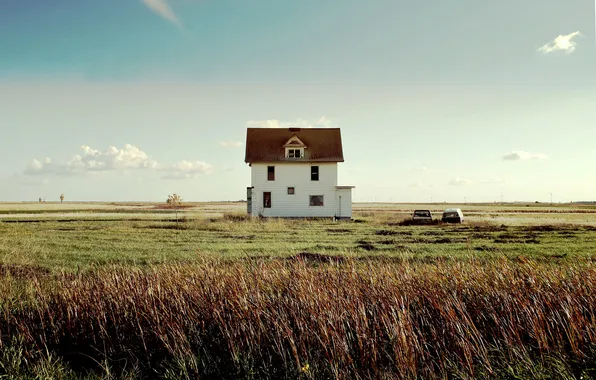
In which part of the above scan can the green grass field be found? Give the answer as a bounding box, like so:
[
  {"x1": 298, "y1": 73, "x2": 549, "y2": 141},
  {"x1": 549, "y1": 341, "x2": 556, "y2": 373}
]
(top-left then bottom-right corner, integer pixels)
[
  {"x1": 1, "y1": 202, "x2": 596, "y2": 272},
  {"x1": 1, "y1": 202, "x2": 595, "y2": 379}
]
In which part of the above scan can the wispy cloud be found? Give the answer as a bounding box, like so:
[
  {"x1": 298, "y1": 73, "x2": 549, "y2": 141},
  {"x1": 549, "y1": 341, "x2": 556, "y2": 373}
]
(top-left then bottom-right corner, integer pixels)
[
  {"x1": 141, "y1": 0, "x2": 182, "y2": 27},
  {"x1": 246, "y1": 117, "x2": 335, "y2": 129},
  {"x1": 219, "y1": 141, "x2": 243, "y2": 148},
  {"x1": 538, "y1": 31, "x2": 582, "y2": 54},
  {"x1": 449, "y1": 177, "x2": 473, "y2": 186},
  {"x1": 502, "y1": 151, "x2": 548, "y2": 161},
  {"x1": 23, "y1": 144, "x2": 212, "y2": 180}
]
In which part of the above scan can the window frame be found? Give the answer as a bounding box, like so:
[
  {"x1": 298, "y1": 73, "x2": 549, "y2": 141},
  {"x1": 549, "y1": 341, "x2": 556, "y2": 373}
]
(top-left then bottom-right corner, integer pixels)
[
  {"x1": 285, "y1": 148, "x2": 303, "y2": 158},
  {"x1": 309, "y1": 195, "x2": 324, "y2": 207},
  {"x1": 310, "y1": 165, "x2": 319, "y2": 181},
  {"x1": 267, "y1": 166, "x2": 275, "y2": 181},
  {"x1": 287, "y1": 187, "x2": 295, "y2": 195},
  {"x1": 263, "y1": 192, "x2": 272, "y2": 208}
]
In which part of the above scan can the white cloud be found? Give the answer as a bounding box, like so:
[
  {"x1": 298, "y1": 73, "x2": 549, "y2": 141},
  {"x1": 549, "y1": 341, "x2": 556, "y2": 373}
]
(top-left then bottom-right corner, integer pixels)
[
  {"x1": 25, "y1": 144, "x2": 158, "y2": 175},
  {"x1": 219, "y1": 141, "x2": 243, "y2": 148},
  {"x1": 141, "y1": 0, "x2": 181, "y2": 27},
  {"x1": 538, "y1": 31, "x2": 582, "y2": 54},
  {"x1": 449, "y1": 177, "x2": 473, "y2": 186},
  {"x1": 24, "y1": 144, "x2": 212, "y2": 180},
  {"x1": 502, "y1": 151, "x2": 548, "y2": 161},
  {"x1": 161, "y1": 160, "x2": 214, "y2": 179},
  {"x1": 246, "y1": 116, "x2": 335, "y2": 129},
  {"x1": 315, "y1": 116, "x2": 334, "y2": 128}
]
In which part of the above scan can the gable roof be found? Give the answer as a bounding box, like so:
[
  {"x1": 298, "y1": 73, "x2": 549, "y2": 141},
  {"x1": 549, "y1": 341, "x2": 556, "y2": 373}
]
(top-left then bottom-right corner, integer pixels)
[{"x1": 245, "y1": 128, "x2": 344, "y2": 163}]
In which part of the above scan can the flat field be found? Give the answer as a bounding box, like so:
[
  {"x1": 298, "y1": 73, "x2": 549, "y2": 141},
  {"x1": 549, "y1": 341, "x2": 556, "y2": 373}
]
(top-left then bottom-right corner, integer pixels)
[{"x1": 0, "y1": 202, "x2": 595, "y2": 379}]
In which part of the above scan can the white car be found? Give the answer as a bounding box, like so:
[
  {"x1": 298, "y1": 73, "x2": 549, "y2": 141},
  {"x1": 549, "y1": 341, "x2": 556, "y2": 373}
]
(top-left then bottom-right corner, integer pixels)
[{"x1": 441, "y1": 208, "x2": 464, "y2": 223}]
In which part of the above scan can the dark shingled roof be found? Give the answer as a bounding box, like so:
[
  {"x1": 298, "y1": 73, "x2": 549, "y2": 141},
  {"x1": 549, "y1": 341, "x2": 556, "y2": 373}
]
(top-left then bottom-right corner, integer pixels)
[{"x1": 245, "y1": 128, "x2": 344, "y2": 163}]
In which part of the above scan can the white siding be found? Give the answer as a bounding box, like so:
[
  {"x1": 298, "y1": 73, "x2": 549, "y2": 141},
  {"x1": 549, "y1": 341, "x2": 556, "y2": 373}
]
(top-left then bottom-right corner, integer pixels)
[
  {"x1": 250, "y1": 163, "x2": 339, "y2": 217},
  {"x1": 335, "y1": 189, "x2": 353, "y2": 218}
]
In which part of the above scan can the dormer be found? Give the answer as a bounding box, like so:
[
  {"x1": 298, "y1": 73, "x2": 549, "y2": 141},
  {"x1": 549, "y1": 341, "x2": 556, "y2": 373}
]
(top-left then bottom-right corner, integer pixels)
[{"x1": 283, "y1": 133, "x2": 306, "y2": 159}]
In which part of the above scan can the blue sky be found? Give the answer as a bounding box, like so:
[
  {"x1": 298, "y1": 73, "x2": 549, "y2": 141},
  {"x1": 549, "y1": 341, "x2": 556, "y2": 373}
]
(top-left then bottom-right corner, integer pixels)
[{"x1": 1, "y1": 0, "x2": 595, "y2": 202}]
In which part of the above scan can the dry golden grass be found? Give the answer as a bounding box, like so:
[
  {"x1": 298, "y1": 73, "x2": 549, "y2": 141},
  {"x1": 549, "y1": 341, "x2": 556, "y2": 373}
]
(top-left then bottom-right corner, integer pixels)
[{"x1": 1, "y1": 257, "x2": 595, "y2": 379}]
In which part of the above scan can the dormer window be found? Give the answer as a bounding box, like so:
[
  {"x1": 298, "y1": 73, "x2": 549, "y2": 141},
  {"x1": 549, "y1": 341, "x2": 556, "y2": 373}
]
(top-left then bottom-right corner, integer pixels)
[
  {"x1": 283, "y1": 134, "x2": 307, "y2": 159},
  {"x1": 286, "y1": 148, "x2": 303, "y2": 158}
]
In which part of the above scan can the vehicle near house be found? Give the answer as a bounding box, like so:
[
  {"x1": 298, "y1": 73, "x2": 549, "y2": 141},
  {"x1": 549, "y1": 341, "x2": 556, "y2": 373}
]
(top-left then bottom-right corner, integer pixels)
[
  {"x1": 245, "y1": 127, "x2": 355, "y2": 219},
  {"x1": 441, "y1": 208, "x2": 464, "y2": 223},
  {"x1": 411, "y1": 209, "x2": 433, "y2": 224}
]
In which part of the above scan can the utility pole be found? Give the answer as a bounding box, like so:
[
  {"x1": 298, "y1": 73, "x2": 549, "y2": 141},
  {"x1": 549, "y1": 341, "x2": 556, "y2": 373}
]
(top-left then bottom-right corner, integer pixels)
[
  {"x1": 550, "y1": 192, "x2": 553, "y2": 205},
  {"x1": 501, "y1": 193, "x2": 503, "y2": 203}
]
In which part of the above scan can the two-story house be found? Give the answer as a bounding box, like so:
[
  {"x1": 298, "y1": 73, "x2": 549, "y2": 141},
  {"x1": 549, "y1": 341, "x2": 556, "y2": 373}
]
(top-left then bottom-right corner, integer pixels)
[{"x1": 245, "y1": 127, "x2": 354, "y2": 219}]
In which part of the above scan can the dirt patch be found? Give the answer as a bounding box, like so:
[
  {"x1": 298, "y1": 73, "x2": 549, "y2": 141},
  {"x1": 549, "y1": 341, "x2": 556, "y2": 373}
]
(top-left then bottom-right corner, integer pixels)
[
  {"x1": 141, "y1": 223, "x2": 192, "y2": 230},
  {"x1": 471, "y1": 233, "x2": 493, "y2": 239},
  {"x1": 356, "y1": 240, "x2": 376, "y2": 251},
  {"x1": 432, "y1": 237, "x2": 469, "y2": 244},
  {"x1": 494, "y1": 236, "x2": 540, "y2": 244},
  {"x1": 420, "y1": 231, "x2": 443, "y2": 236},
  {"x1": 326, "y1": 228, "x2": 352, "y2": 234},
  {"x1": 0, "y1": 264, "x2": 51, "y2": 278},
  {"x1": 288, "y1": 252, "x2": 345, "y2": 263},
  {"x1": 520, "y1": 225, "x2": 578, "y2": 233},
  {"x1": 375, "y1": 230, "x2": 398, "y2": 236},
  {"x1": 474, "y1": 245, "x2": 498, "y2": 252},
  {"x1": 378, "y1": 239, "x2": 396, "y2": 245},
  {"x1": 222, "y1": 234, "x2": 256, "y2": 240},
  {"x1": 396, "y1": 219, "x2": 440, "y2": 226},
  {"x1": 313, "y1": 244, "x2": 340, "y2": 251}
]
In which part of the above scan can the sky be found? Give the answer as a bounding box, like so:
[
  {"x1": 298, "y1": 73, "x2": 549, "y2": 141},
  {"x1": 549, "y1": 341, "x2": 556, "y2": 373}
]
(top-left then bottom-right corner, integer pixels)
[{"x1": 0, "y1": 0, "x2": 595, "y2": 203}]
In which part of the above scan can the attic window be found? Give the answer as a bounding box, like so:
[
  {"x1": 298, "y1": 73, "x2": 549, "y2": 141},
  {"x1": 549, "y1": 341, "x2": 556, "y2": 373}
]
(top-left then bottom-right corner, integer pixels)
[{"x1": 286, "y1": 148, "x2": 303, "y2": 158}]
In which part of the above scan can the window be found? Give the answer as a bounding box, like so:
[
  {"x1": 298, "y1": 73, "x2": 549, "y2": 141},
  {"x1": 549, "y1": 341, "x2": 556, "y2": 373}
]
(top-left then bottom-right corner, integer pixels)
[
  {"x1": 263, "y1": 192, "x2": 271, "y2": 208},
  {"x1": 287, "y1": 148, "x2": 302, "y2": 158},
  {"x1": 267, "y1": 166, "x2": 275, "y2": 181},
  {"x1": 287, "y1": 187, "x2": 295, "y2": 195},
  {"x1": 309, "y1": 195, "x2": 324, "y2": 206},
  {"x1": 311, "y1": 166, "x2": 319, "y2": 181}
]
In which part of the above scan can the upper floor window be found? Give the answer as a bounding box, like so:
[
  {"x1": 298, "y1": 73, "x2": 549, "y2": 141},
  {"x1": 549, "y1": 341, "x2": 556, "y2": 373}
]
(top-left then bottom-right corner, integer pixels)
[
  {"x1": 311, "y1": 166, "x2": 319, "y2": 181},
  {"x1": 267, "y1": 166, "x2": 275, "y2": 181},
  {"x1": 286, "y1": 148, "x2": 303, "y2": 158}
]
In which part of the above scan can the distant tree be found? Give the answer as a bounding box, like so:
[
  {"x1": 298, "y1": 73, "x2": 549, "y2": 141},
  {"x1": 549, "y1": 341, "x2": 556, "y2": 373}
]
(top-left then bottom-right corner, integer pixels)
[
  {"x1": 167, "y1": 193, "x2": 183, "y2": 222},
  {"x1": 39, "y1": 197, "x2": 42, "y2": 203},
  {"x1": 60, "y1": 194, "x2": 65, "y2": 203}
]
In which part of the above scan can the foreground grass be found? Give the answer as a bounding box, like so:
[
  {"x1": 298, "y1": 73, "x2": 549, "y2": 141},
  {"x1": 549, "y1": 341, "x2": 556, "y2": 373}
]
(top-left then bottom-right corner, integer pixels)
[{"x1": 0, "y1": 258, "x2": 595, "y2": 379}]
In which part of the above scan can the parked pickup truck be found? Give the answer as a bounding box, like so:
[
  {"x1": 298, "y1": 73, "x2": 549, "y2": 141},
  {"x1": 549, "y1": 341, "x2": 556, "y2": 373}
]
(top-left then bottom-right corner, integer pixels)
[{"x1": 411, "y1": 209, "x2": 433, "y2": 224}]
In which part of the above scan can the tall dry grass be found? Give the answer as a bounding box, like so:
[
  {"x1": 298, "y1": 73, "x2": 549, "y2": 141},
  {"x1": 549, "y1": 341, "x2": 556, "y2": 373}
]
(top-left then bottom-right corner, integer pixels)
[{"x1": 1, "y1": 258, "x2": 595, "y2": 379}]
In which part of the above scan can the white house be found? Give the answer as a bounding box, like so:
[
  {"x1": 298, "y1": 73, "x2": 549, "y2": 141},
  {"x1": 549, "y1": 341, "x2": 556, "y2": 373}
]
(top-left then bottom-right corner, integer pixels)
[{"x1": 245, "y1": 127, "x2": 354, "y2": 219}]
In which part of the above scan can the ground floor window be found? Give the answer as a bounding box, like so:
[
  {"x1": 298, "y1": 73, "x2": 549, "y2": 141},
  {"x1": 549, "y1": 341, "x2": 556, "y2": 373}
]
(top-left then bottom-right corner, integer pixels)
[
  {"x1": 309, "y1": 195, "x2": 324, "y2": 206},
  {"x1": 263, "y1": 192, "x2": 271, "y2": 208}
]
